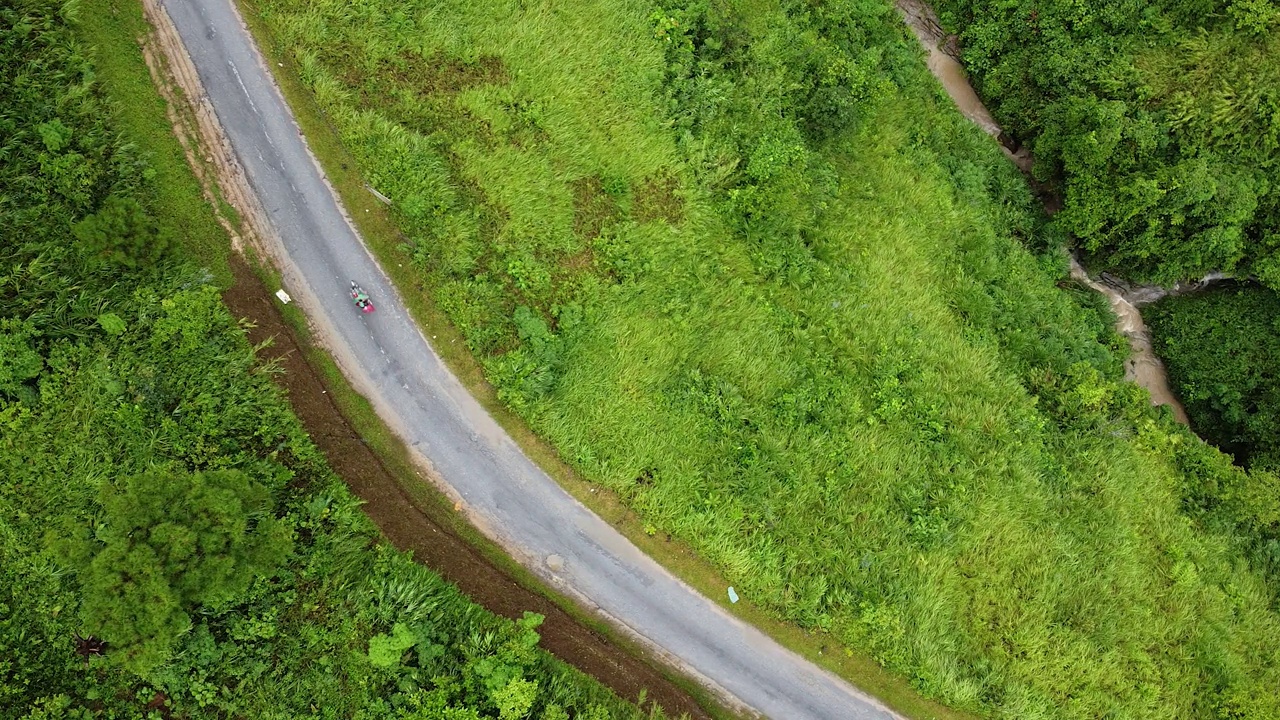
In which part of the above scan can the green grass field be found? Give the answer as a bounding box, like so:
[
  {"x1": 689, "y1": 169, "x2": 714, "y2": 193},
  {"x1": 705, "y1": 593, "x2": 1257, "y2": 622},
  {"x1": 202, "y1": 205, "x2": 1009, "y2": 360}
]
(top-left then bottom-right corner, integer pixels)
[{"x1": 246, "y1": 0, "x2": 1280, "y2": 717}]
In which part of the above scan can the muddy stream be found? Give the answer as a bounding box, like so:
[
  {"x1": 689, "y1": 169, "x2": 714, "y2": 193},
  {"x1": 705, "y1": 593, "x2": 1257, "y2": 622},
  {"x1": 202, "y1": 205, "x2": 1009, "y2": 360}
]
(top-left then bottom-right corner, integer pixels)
[{"x1": 896, "y1": 0, "x2": 1193, "y2": 424}]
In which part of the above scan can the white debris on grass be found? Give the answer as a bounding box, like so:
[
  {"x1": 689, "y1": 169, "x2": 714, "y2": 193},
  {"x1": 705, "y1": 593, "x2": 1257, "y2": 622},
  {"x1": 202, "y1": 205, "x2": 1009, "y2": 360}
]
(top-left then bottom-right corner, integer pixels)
[
  {"x1": 728, "y1": 586, "x2": 739, "y2": 603},
  {"x1": 365, "y1": 184, "x2": 392, "y2": 205},
  {"x1": 275, "y1": 289, "x2": 291, "y2": 304}
]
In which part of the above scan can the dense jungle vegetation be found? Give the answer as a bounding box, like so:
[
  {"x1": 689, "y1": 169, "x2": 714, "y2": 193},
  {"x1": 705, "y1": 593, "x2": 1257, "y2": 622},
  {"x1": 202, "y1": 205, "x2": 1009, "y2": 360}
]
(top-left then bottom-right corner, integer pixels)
[
  {"x1": 933, "y1": 0, "x2": 1279, "y2": 287},
  {"x1": 0, "y1": 2, "x2": 667, "y2": 718},
  {"x1": 1148, "y1": 285, "x2": 1280, "y2": 472},
  {"x1": 251, "y1": 0, "x2": 1280, "y2": 717}
]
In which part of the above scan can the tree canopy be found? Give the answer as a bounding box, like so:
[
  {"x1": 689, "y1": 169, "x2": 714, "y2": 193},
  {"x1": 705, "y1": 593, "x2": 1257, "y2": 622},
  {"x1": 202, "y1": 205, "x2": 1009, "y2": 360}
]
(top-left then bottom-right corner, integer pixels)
[
  {"x1": 934, "y1": 0, "x2": 1280, "y2": 285},
  {"x1": 53, "y1": 469, "x2": 293, "y2": 672}
]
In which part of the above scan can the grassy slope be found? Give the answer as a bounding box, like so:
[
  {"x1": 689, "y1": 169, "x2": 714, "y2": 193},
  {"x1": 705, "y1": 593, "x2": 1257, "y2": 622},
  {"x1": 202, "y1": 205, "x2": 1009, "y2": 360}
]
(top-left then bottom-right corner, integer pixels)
[
  {"x1": 230, "y1": 3, "x2": 978, "y2": 716},
  {"x1": 244, "y1": 0, "x2": 1280, "y2": 717}
]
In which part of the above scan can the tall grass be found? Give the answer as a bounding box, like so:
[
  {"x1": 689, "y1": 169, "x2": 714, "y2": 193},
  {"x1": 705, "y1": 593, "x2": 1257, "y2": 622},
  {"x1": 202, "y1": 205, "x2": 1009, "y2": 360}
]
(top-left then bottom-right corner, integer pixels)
[
  {"x1": 73, "y1": 0, "x2": 233, "y2": 283},
  {"x1": 249, "y1": 0, "x2": 1280, "y2": 717}
]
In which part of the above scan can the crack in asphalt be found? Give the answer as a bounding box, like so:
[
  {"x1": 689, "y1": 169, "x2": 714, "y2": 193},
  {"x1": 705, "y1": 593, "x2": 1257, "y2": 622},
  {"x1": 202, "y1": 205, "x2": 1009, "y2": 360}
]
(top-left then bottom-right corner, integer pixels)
[{"x1": 158, "y1": 1, "x2": 903, "y2": 717}]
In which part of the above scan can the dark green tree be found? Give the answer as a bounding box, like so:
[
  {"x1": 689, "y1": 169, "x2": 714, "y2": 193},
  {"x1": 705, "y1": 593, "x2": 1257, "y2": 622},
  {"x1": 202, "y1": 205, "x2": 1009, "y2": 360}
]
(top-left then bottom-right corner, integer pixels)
[
  {"x1": 1149, "y1": 287, "x2": 1280, "y2": 469},
  {"x1": 71, "y1": 194, "x2": 171, "y2": 269},
  {"x1": 934, "y1": 0, "x2": 1280, "y2": 285},
  {"x1": 54, "y1": 469, "x2": 293, "y2": 672}
]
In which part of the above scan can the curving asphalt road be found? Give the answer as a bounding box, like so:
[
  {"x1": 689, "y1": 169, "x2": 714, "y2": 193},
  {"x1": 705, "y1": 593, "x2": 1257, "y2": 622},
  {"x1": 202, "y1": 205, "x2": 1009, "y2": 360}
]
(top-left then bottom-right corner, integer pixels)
[{"x1": 160, "y1": 2, "x2": 902, "y2": 718}]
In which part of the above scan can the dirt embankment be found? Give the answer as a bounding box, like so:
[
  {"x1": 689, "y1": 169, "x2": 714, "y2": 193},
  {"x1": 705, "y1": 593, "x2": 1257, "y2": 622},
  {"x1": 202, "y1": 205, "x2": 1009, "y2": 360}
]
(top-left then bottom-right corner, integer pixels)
[
  {"x1": 139, "y1": 0, "x2": 274, "y2": 258},
  {"x1": 136, "y1": 2, "x2": 709, "y2": 716}
]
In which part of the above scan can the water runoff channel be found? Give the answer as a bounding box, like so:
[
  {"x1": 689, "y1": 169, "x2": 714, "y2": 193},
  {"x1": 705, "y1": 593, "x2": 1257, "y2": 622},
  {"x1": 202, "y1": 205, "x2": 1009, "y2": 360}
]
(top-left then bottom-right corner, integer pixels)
[{"x1": 896, "y1": 0, "x2": 1236, "y2": 426}]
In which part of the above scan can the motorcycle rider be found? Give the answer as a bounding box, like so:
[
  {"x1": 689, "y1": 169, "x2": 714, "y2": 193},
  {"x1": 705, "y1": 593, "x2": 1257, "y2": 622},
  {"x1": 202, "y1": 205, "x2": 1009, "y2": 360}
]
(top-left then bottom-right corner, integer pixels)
[{"x1": 350, "y1": 280, "x2": 373, "y2": 311}]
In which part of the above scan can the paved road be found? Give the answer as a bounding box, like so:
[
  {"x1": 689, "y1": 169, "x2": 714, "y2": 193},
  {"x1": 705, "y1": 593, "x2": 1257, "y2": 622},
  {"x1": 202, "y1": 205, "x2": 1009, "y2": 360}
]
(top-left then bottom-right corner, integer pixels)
[{"x1": 161, "y1": 2, "x2": 902, "y2": 718}]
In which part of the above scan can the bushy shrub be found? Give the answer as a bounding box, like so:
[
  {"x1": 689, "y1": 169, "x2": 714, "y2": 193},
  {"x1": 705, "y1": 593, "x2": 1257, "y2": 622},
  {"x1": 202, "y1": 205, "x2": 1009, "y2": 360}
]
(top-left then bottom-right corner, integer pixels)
[{"x1": 933, "y1": 0, "x2": 1280, "y2": 285}]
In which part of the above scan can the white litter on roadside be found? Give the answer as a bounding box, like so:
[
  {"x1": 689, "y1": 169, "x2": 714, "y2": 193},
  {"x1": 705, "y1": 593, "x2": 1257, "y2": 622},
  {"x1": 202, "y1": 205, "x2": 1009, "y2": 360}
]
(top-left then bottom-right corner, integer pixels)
[
  {"x1": 728, "y1": 586, "x2": 739, "y2": 603},
  {"x1": 275, "y1": 289, "x2": 291, "y2": 304}
]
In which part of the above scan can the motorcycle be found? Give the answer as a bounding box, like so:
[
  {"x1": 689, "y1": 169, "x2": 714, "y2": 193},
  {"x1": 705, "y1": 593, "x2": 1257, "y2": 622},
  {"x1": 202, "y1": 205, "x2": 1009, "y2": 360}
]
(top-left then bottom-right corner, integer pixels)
[{"x1": 350, "y1": 280, "x2": 375, "y2": 314}]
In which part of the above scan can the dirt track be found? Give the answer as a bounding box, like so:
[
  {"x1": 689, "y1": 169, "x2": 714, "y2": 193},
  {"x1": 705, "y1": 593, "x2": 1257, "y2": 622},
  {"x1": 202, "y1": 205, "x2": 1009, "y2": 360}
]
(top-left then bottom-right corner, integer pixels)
[{"x1": 220, "y1": 255, "x2": 710, "y2": 719}]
